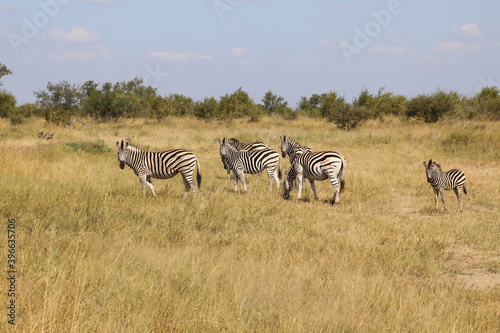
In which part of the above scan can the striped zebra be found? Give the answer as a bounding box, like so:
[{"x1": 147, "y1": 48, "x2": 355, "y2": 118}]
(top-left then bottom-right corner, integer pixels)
[
  {"x1": 38, "y1": 131, "x2": 55, "y2": 140},
  {"x1": 423, "y1": 159, "x2": 467, "y2": 212},
  {"x1": 221, "y1": 138, "x2": 269, "y2": 180},
  {"x1": 284, "y1": 147, "x2": 346, "y2": 205},
  {"x1": 218, "y1": 137, "x2": 281, "y2": 192},
  {"x1": 116, "y1": 140, "x2": 201, "y2": 198},
  {"x1": 280, "y1": 135, "x2": 311, "y2": 162},
  {"x1": 280, "y1": 136, "x2": 312, "y2": 187}
]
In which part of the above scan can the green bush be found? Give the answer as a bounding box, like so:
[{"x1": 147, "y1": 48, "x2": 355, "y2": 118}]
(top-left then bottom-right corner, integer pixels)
[
  {"x1": 10, "y1": 113, "x2": 26, "y2": 125},
  {"x1": 406, "y1": 90, "x2": 456, "y2": 123},
  {"x1": 65, "y1": 139, "x2": 112, "y2": 154},
  {"x1": 0, "y1": 90, "x2": 16, "y2": 118}
]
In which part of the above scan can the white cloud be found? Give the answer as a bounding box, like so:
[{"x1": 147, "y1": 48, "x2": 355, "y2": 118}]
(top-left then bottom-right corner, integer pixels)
[
  {"x1": 452, "y1": 23, "x2": 482, "y2": 39},
  {"x1": 369, "y1": 46, "x2": 414, "y2": 57},
  {"x1": 229, "y1": 46, "x2": 248, "y2": 58},
  {"x1": 0, "y1": 3, "x2": 16, "y2": 11},
  {"x1": 435, "y1": 41, "x2": 481, "y2": 54},
  {"x1": 422, "y1": 56, "x2": 459, "y2": 65},
  {"x1": 0, "y1": 28, "x2": 6, "y2": 36},
  {"x1": 50, "y1": 44, "x2": 112, "y2": 62},
  {"x1": 149, "y1": 51, "x2": 212, "y2": 62},
  {"x1": 48, "y1": 26, "x2": 100, "y2": 43},
  {"x1": 318, "y1": 38, "x2": 339, "y2": 51}
]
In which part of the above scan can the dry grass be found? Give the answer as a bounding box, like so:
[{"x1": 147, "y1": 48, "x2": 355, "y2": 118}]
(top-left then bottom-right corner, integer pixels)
[{"x1": 0, "y1": 116, "x2": 499, "y2": 332}]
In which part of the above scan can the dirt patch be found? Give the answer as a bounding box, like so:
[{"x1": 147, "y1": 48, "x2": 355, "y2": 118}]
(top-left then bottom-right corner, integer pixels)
[{"x1": 445, "y1": 245, "x2": 500, "y2": 289}]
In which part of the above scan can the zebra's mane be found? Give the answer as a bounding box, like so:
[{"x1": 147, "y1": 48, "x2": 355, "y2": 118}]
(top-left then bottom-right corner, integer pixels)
[
  {"x1": 126, "y1": 144, "x2": 142, "y2": 151},
  {"x1": 430, "y1": 159, "x2": 442, "y2": 170}
]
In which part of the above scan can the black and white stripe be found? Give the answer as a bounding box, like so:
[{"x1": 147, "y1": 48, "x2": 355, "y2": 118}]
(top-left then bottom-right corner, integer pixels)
[
  {"x1": 219, "y1": 137, "x2": 281, "y2": 192},
  {"x1": 116, "y1": 140, "x2": 201, "y2": 198},
  {"x1": 423, "y1": 159, "x2": 467, "y2": 212},
  {"x1": 284, "y1": 147, "x2": 346, "y2": 205},
  {"x1": 221, "y1": 138, "x2": 269, "y2": 180},
  {"x1": 280, "y1": 135, "x2": 311, "y2": 162}
]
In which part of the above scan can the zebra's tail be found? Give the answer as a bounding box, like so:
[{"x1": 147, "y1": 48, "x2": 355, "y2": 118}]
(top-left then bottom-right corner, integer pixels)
[
  {"x1": 339, "y1": 157, "x2": 346, "y2": 193},
  {"x1": 196, "y1": 158, "x2": 202, "y2": 189},
  {"x1": 463, "y1": 183, "x2": 467, "y2": 195}
]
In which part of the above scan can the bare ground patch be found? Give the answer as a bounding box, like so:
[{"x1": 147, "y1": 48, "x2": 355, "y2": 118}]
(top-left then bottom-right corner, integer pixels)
[{"x1": 445, "y1": 245, "x2": 500, "y2": 289}]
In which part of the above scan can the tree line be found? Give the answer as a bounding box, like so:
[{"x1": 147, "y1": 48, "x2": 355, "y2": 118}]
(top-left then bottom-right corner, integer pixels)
[{"x1": 1, "y1": 62, "x2": 499, "y2": 130}]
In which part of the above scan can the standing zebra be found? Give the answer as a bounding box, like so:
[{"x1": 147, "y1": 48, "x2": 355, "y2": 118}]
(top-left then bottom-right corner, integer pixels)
[
  {"x1": 280, "y1": 136, "x2": 312, "y2": 188},
  {"x1": 423, "y1": 159, "x2": 467, "y2": 212},
  {"x1": 116, "y1": 140, "x2": 202, "y2": 198},
  {"x1": 218, "y1": 137, "x2": 281, "y2": 192},
  {"x1": 280, "y1": 135, "x2": 311, "y2": 162},
  {"x1": 284, "y1": 147, "x2": 346, "y2": 205},
  {"x1": 221, "y1": 138, "x2": 269, "y2": 180}
]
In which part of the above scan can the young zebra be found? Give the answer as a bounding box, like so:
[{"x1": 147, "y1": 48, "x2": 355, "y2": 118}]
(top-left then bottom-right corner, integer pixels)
[
  {"x1": 280, "y1": 135, "x2": 311, "y2": 162},
  {"x1": 284, "y1": 147, "x2": 346, "y2": 205},
  {"x1": 423, "y1": 159, "x2": 467, "y2": 212},
  {"x1": 280, "y1": 136, "x2": 312, "y2": 188},
  {"x1": 116, "y1": 140, "x2": 202, "y2": 198},
  {"x1": 221, "y1": 138, "x2": 269, "y2": 180},
  {"x1": 218, "y1": 137, "x2": 281, "y2": 192}
]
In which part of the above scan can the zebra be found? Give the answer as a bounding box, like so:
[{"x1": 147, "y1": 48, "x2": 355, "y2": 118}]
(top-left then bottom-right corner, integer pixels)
[
  {"x1": 284, "y1": 147, "x2": 346, "y2": 205},
  {"x1": 116, "y1": 140, "x2": 202, "y2": 198},
  {"x1": 38, "y1": 131, "x2": 55, "y2": 140},
  {"x1": 423, "y1": 159, "x2": 467, "y2": 212},
  {"x1": 218, "y1": 137, "x2": 281, "y2": 192},
  {"x1": 221, "y1": 138, "x2": 269, "y2": 180},
  {"x1": 280, "y1": 135, "x2": 312, "y2": 187},
  {"x1": 280, "y1": 135, "x2": 310, "y2": 162}
]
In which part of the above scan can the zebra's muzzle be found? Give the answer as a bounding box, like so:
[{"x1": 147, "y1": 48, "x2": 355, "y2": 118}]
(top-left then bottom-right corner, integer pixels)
[
  {"x1": 119, "y1": 161, "x2": 125, "y2": 169},
  {"x1": 282, "y1": 151, "x2": 286, "y2": 158}
]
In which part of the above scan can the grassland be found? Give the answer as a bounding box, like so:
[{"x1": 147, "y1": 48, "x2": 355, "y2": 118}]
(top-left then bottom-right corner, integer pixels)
[{"x1": 0, "y1": 116, "x2": 499, "y2": 332}]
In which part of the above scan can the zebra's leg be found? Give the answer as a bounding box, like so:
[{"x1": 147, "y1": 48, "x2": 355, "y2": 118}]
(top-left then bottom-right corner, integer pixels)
[
  {"x1": 297, "y1": 172, "x2": 304, "y2": 199},
  {"x1": 454, "y1": 187, "x2": 463, "y2": 212},
  {"x1": 433, "y1": 188, "x2": 439, "y2": 211},
  {"x1": 266, "y1": 167, "x2": 279, "y2": 191},
  {"x1": 440, "y1": 189, "x2": 447, "y2": 213},
  {"x1": 239, "y1": 171, "x2": 248, "y2": 192},
  {"x1": 308, "y1": 179, "x2": 318, "y2": 200},
  {"x1": 328, "y1": 173, "x2": 341, "y2": 204},
  {"x1": 234, "y1": 170, "x2": 247, "y2": 192},
  {"x1": 144, "y1": 176, "x2": 156, "y2": 197},
  {"x1": 182, "y1": 175, "x2": 191, "y2": 198},
  {"x1": 184, "y1": 174, "x2": 198, "y2": 198}
]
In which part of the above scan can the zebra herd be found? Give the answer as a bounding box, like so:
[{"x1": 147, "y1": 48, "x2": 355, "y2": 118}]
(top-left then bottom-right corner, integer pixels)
[{"x1": 116, "y1": 138, "x2": 467, "y2": 212}]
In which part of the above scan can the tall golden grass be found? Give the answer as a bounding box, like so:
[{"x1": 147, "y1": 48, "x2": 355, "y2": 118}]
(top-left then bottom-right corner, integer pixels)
[{"x1": 1, "y1": 116, "x2": 499, "y2": 332}]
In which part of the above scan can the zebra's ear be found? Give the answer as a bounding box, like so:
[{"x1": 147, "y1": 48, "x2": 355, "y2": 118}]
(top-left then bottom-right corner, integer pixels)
[
  {"x1": 428, "y1": 159, "x2": 433, "y2": 166},
  {"x1": 116, "y1": 141, "x2": 120, "y2": 149},
  {"x1": 124, "y1": 141, "x2": 129, "y2": 148},
  {"x1": 218, "y1": 137, "x2": 222, "y2": 144},
  {"x1": 423, "y1": 160, "x2": 427, "y2": 167}
]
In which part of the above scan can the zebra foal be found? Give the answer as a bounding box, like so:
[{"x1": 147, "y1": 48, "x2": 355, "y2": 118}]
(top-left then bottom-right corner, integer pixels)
[
  {"x1": 423, "y1": 159, "x2": 467, "y2": 212},
  {"x1": 116, "y1": 140, "x2": 201, "y2": 198},
  {"x1": 280, "y1": 135, "x2": 311, "y2": 162},
  {"x1": 284, "y1": 147, "x2": 346, "y2": 205},
  {"x1": 218, "y1": 137, "x2": 281, "y2": 192}
]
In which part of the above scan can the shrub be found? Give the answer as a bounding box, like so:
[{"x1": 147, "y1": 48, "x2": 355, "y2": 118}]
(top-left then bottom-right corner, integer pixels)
[
  {"x1": 65, "y1": 139, "x2": 112, "y2": 154},
  {"x1": 406, "y1": 90, "x2": 456, "y2": 123},
  {"x1": 0, "y1": 90, "x2": 16, "y2": 118},
  {"x1": 194, "y1": 97, "x2": 219, "y2": 120}
]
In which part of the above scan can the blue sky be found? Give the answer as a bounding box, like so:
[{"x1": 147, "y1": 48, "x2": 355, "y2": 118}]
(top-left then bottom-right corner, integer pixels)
[{"x1": 1, "y1": 0, "x2": 499, "y2": 106}]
